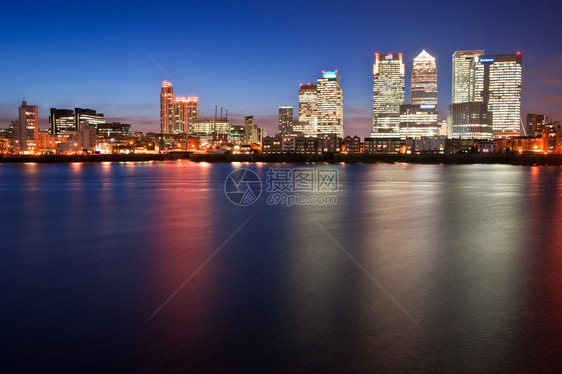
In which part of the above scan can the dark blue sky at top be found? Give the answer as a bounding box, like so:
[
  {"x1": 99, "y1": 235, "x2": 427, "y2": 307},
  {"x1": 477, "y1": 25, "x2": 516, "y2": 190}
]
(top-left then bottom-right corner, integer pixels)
[{"x1": 1, "y1": 0, "x2": 561, "y2": 137}]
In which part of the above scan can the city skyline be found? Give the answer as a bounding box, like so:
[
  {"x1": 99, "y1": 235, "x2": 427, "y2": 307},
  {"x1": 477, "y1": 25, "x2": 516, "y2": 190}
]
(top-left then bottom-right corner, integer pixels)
[{"x1": 1, "y1": 0, "x2": 561, "y2": 138}]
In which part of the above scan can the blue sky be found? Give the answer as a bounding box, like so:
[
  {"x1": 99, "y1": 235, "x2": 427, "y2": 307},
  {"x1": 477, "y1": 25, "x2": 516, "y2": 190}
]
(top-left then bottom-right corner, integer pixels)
[{"x1": 1, "y1": 0, "x2": 561, "y2": 137}]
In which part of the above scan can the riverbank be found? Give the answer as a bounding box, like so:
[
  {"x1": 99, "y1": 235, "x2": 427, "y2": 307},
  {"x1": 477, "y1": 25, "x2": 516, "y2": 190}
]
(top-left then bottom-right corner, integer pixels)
[
  {"x1": 189, "y1": 152, "x2": 562, "y2": 166},
  {"x1": 3, "y1": 152, "x2": 562, "y2": 166},
  {"x1": 0, "y1": 152, "x2": 191, "y2": 163}
]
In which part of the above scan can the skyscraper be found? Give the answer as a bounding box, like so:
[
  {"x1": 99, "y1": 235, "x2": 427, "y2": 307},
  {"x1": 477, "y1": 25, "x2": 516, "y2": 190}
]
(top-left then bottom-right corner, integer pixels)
[
  {"x1": 176, "y1": 96, "x2": 199, "y2": 133},
  {"x1": 371, "y1": 53, "x2": 405, "y2": 138},
  {"x1": 473, "y1": 54, "x2": 522, "y2": 138},
  {"x1": 49, "y1": 108, "x2": 76, "y2": 135},
  {"x1": 160, "y1": 80, "x2": 175, "y2": 134},
  {"x1": 13, "y1": 101, "x2": 39, "y2": 153},
  {"x1": 298, "y1": 83, "x2": 318, "y2": 136},
  {"x1": 316, "y1": 71, "x2": 343, "y2": 137},
  {"x1": 452, "y1": 50, "x2": 484, "y2": 103},
  {"x1": 411, "y1": 50, "x2": 437, "y2": 106},
  {"x1": 278, "y1": 106, "x2": 293, "y2": 136}
]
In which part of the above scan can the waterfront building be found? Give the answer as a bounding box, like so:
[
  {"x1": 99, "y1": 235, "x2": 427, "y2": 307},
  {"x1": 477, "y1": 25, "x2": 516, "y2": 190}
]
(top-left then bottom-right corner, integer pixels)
[
  {"x1": 371, "y1": 53, "x2": 405, "y2": 138},
  {"x1": 473, "y1": 54, "x2": 522, "y2": 138},
  {"x1": 244, "y1": 116, "x2": 266, "y2": 145},
  {"x1": 316, "y1": 71, "x2": 344, "y2": 137},
  {"x1": 343, "y1": 135, "x2": 361, "y2": 153},
  {"x1": 278, "y1": 106, "x2": 294, "y2": 136},
  {"x1": 363, "y1": 137, "x2": 402, "y2": 154},
  {"x1": 262, "y1": 135, "x2": 282, "y2": 154},
  {"x1": 13, "y1": 101, "x2": 39, "y2": 153},
  {"x1": 192, "y1": 117, "x2": 231, "y2": 137},
  {"x1": 77, "y1": 124, "x2": 97, "y2": 152},
  {"x1": 49, "y1": 108, "x2": 76, "y2": 135},
  {"x1": 230, "y1": 125, "x2": 246, "y2": 144},
  {"x1": 526, "y1": 114, "x2": 550, "y2": 137},
  {"x1": 298, "y1": 83, "x2": 318, "y2": 136},
  {"x1": 449, "y1": 101, "x2": 492, "y2": 139},
  {"x1": 176, "y1": 96, "x2": 199, "y2": 133},
  {"x1": 160, "y1": 80, "x2": 175, "y2": 134},
  {"x1": 317, "y1": 133, "x2": 342, "y2": 153},
  {"x1": 399, "y1": 104, "x2": 439, "y2": 139},
  {"x1": 97, "y1": 122, "x2": 132, "y2": 139},
  {"x1": 75, "y1": 108, "x2": 105, "y2": 131},
  {"x1": 411, "y1": 50, "x2": 437, "y2": 106}
]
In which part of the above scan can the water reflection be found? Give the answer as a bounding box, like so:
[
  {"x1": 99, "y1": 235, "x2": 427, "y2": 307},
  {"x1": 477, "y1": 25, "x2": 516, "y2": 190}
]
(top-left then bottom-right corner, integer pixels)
[{"x1": 1, "y1": 162, "x2": 562, "y2": 372}]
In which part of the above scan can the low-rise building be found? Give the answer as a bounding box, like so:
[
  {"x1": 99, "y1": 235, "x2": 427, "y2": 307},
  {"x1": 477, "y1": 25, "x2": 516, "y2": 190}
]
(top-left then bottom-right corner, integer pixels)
[
  {"x1": 364, "y1": 137, "x2": 401, "y2": 154},
  {"x1": 343, "y1": 135, "x2": 361, "y2": 153}
]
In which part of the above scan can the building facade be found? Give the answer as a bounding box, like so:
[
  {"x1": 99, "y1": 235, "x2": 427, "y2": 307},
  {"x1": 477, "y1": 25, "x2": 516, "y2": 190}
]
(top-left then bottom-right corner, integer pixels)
[
  {"x1": 473, "y1": 54, "x2": 522, "y2": 138},
  {"x1": 160, "y1": 80, "x2": 175, "y2": 134},
  {"x1": 176, "y1": 96, "x2": 199, "y2": 133},
  {"x1": 192, "y1": 118, "x2": 231, "y2": 137},
  {"x1": 298, "y1": 83, "x2": 318, "y2": 136},
  {"x1": 278, "y1": 106, "x2": 294, "y2": 136},
  {"x1": 449, "y1": 101, "x2": 492, "y2": 139},
  {"x1": 371, "y1": 53, "x2": 405, "y2": 138},
  {"x1": 75, "y1": 108, "x2": 105, "y2": 131},
  {"x1": 316, "y1": 71, "x2": 343, "y2": 138},
  {"x1": 452, "y1": 50, "x2": 484, "y2": 103},
  {"x1": 411, "y1": 50, "x2": 437, "y2": 106},
  {"x1": 13, "y1": 101, "x2": 39, "y2": 153},
  {"x1": 399, "y1": 104, "x2": 439, "y2": 139},
  {"x1": 526, "y1": 113, "x2": 550, "y2": 137},
  {"x1": 49, "y1": 108, "x2": 76, "y2": 135}
]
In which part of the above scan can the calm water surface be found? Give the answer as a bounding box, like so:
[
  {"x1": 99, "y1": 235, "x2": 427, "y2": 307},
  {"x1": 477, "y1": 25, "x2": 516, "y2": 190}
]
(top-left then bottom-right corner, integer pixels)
[{"x1": 1, "y1": 161, "x2": 561, "y2": 373}]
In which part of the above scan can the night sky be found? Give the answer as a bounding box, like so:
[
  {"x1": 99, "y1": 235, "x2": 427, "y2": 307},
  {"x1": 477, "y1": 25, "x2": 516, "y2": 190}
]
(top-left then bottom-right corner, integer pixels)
[{"x1": 1, "y1": 0, "x2": 560, "y2": 137}]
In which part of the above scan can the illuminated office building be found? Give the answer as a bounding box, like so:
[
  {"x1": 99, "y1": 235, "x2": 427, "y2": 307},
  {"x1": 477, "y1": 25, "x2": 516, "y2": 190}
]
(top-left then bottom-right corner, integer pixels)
[
  {"x1": 75, "y1": 108, "x2": 105, "y2": 131},
  {"x1": 97, "y1": 122, "x2": 132, "y2": 139},
  {"x1": 244, "y1": 115, "x2": 267, "y2": 144},
  {"x1": 371, "y1": 52, "x2": 405, "y2": 138},
  {"x1": 449, "y1": 102, "x2": 492, "y2": 139},
  {"x1": 13, "y1": 101, "x2": 39, "y2": 152},
  {"x1": 473, "y1": 54, "x2": 522, "y2": 138},
  {"x1": 298, "y1": 83, "x2": 318, "y2": 136},
  {"x1": 49, "y1": 108, "x2": 76, "y2": 135},
  {"x1": 278, "y1": 106, "x2": 294, "y2": 136},
  {"x1": 160, "y1": 80, "x2": 175, "y2": 134},
  {"x1": 192, "y1": 117, "x2": 231, "y2": 136},
  {"x1": 316, "y1": 71, "x2": 343, "y2": 137},
  {"x1": 526, "y1": 114, "x2": 550, "y2": 137},
  {"x1": 176, "y1": 96, "x2": 199, "y2": 133},
  {"x1": 452, "y1": 50, "x2": 484, "y2": 103},
  {"x1": 399, "y1": 104, "x2": 439, "y2": 139},
  {"x1": 411, "y1": 50, "x2": 437, "y2": 106}
]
